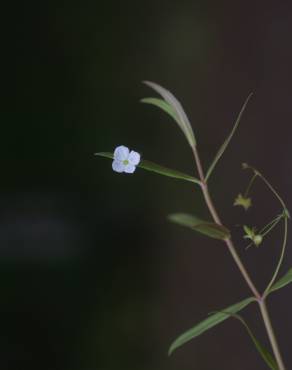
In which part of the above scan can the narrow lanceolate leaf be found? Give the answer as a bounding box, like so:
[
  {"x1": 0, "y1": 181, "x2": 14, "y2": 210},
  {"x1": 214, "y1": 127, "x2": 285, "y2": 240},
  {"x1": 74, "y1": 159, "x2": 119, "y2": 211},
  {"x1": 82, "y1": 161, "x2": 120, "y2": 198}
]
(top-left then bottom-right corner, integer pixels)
[
  {"x1": 168, "y1": 297, "x2": 255, "y2": 356},
  {"x1": 268, "y1": 268, "x2": 292, "y2": 294},
  {"x1": 143, "y1": 81, "x2": 196, "y2": 149},
  {"x1": 139, "y1": 160, "x2": 200, "y2": 184},
  {"x1": 95, "y1": 152, "x2": 201, "y2": 185},
  {"x1": 227, "y1": 313, "x2": 278, "y2": 370},
  {"x1": 141, "y1": 98, "x2": 178, "y2": 124},
  {"x1": 168, "y1": 213, "x2": 230, "y2": 240},
  {"x1": 205, "y1": 93, "x2": 253, "y2": 181}
]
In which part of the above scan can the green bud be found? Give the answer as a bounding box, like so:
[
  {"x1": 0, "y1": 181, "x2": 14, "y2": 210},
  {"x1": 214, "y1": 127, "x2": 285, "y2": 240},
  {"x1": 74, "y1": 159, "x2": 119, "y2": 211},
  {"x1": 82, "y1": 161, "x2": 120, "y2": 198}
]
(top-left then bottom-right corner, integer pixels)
[
  {"x1": 243, "y1": 225, "x2": 263, "y2": 247},
  {"x1": 243, "y1": 225, "x2": 255, "y2": 240},
  {"x1": 253, "y1": 234, "x2": 263, "y2": 247},
  {"x1": 234, "y1": 193, "x2": 252, "y2": 211}
]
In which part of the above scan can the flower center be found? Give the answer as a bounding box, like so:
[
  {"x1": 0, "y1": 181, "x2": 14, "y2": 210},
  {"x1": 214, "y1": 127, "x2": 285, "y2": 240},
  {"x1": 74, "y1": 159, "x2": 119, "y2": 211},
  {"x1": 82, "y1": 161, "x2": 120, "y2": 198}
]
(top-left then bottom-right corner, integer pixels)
[{"x1": 123, "y1": 159, "x2": 129, "y2": 165}]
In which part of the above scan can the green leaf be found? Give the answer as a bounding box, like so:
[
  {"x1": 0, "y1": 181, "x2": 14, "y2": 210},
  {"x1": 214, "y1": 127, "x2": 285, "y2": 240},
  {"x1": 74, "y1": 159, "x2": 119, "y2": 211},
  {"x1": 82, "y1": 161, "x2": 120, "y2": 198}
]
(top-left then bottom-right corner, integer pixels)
[
  {"x1": 168, "y1": 213, "x2": 230, "y2": 240},
  {"x1": 95, "y1": 152, "x2": 201, "y2": 185},
  {"x1": 268, "y1": 268, "x2": 292, "y2": 294},
  {"x1": 227, "y1": 313, "x2": 278, "y2": 370},
  {"x1": 143, "y1": 81, "x2": 196, "y2": 149},
  {"x1": 168, "y1": 297, "x2": 255, "y2": 356},
  {"x1": 141, "y1": 97, "x2": 178, "y2": 124},
  {"x1": 205, "y1": 93, "x2": 253, "y2": 181}
]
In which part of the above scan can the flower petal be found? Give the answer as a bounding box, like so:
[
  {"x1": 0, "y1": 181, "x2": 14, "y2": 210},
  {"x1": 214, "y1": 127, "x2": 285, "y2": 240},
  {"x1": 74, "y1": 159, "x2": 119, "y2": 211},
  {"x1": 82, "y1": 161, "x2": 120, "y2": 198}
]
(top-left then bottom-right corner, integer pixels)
[
  {"x1": 128, "y1": 150, "x2": 141, "y2": 165},
  {"x1": 112, "y1": 160, "x2": 125, "y2": 173},
  {"x1": 124, "y1": 164, "x2": 136, "y2": 173},
  {"x1": 114, "y1": 146, "x2": 129, "y2": 161}
]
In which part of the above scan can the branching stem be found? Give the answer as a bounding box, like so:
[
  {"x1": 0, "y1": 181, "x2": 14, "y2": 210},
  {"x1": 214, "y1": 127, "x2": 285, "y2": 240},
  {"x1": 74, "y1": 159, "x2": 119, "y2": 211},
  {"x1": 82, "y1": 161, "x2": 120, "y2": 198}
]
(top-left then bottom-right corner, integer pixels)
[{"x1": 191, "y1": 146, "x2": 286, "y2": 370}]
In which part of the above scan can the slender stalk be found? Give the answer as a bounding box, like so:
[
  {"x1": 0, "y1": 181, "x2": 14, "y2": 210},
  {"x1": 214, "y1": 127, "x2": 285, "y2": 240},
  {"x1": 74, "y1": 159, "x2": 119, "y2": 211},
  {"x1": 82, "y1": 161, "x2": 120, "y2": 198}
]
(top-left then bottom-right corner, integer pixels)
[
  {"x1": 244, "y1": 164, "x2": 289, "y2": 214},
  {"x1": 261, "y1": 214, "x2": 282, "y2": 237},
  {"x1": 259, "y1": 300, "x2": 286, "y2": 370},
  {"x1": 264, "y1": 216, "x2": 288, "y2": 297},
  {"x1": 244, "y1": 172, "x2": 258, "y2": 198},
  {"x1": 192, "y1": 147, "x2": 261, "y2": 298},
  {"x1": 191, "y1": 146, "x2": 286, "y2": 370},
  {"x1": 225, "y1": 238, "x2": 260, "y2": 299}
]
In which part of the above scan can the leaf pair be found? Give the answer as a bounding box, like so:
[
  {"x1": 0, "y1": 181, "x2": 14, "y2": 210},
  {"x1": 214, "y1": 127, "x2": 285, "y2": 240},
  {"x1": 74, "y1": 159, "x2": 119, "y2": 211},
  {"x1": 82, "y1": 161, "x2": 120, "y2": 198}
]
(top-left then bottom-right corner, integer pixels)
[
  {"x1": 168, "y1": 297, "x2": 255, "y2": 355},
  {"x1": 97, "y1": 82, "x2": 252, "y2": 187},
  {"x1": 142, "y1": 81, "x2": 252, "y2": 181},
  {"x1": 169, "y1": 297, "x2": 278, "y2": 370},
  {"x1": 168, "y1": 268, "x2": 292, "y2": 367}
]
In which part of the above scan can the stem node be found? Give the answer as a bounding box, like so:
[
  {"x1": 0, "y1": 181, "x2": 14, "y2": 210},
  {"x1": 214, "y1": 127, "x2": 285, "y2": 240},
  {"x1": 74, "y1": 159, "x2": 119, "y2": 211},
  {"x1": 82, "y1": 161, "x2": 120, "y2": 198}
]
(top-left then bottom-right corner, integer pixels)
[{"x1": 191, "y1": 146, "x2": 286, "y2": 370}]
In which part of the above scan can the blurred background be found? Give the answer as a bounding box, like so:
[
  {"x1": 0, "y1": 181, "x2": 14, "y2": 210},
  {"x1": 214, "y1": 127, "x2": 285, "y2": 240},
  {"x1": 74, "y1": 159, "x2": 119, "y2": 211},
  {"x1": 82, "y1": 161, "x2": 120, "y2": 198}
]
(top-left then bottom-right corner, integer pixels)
[{"x1": 1, "y1": 0, "x2": 292, "y2": 369}]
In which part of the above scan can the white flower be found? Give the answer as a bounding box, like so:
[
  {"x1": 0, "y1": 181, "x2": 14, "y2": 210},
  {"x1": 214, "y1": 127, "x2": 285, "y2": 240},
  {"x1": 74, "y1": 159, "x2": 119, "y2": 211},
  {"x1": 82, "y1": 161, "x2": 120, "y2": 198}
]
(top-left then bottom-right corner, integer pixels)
[{"x1": 112, "y1": 145, "x2": 141, "y2": 174}]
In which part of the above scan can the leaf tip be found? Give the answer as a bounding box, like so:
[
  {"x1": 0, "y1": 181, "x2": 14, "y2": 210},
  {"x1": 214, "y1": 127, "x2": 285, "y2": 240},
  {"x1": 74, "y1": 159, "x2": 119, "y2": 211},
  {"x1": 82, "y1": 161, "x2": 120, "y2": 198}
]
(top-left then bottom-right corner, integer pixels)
[
  {"x1": 140, "y1": 97, "x2": 155, "y2": 105},
  {"x1": 142, "y1": 80, "x2": 153, "y2": 88},
  {"x1": 244, "y1": 92, "x2": 254, "y2": 105},
  {"x1": 168, "y1": 343, "x2": 176, "y2": 357}
]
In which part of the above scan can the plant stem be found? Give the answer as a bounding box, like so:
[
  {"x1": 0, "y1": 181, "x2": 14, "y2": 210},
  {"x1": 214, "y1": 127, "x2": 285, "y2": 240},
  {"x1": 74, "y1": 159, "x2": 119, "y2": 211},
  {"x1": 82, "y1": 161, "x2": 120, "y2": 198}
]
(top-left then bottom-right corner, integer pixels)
[
  {"x1": 259, "y1": 300, "x2": 286, "y2": 370},
  {"x1": 192, "y1": 146, "x2": 286, "y2": 370}
]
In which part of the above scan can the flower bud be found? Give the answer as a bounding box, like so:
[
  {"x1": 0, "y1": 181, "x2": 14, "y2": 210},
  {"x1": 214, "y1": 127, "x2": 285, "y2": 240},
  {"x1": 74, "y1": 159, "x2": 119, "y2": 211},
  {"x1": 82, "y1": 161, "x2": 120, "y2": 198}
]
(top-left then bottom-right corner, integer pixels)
[{"x1": 234, "y1": 193, "x2": 252, "y2": 211}]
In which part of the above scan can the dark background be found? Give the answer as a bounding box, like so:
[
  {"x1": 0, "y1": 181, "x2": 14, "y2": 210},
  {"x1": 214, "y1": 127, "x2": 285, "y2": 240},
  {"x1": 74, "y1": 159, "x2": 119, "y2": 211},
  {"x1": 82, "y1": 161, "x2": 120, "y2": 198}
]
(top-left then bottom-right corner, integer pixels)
[{"x1": 1, "y1": 1, "x2": 292, "y2": 369}]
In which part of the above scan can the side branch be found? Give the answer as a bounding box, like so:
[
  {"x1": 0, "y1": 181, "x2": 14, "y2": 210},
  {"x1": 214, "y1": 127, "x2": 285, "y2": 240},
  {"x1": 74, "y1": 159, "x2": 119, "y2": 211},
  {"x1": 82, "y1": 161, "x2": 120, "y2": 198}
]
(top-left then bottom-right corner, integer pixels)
[{"x1": 192, "y1": 146, "x2": 286, "y2": 370}]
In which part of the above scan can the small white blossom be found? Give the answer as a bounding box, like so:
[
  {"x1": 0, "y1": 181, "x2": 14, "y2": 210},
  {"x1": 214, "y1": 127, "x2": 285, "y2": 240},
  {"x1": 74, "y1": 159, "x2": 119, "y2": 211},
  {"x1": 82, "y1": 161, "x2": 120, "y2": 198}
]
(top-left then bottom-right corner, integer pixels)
[{"x1": 112, "y1": 145, "x2": 141, "y2": 174}]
